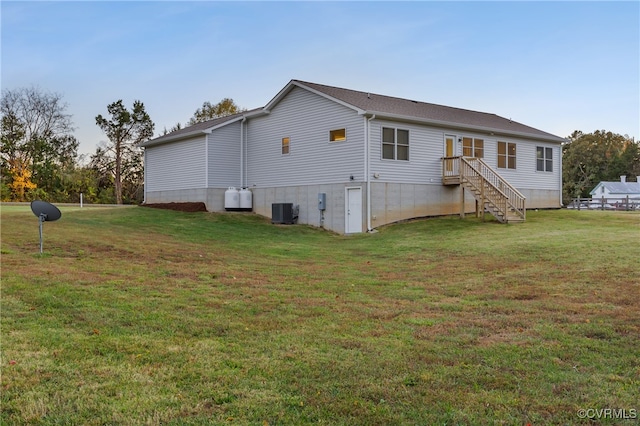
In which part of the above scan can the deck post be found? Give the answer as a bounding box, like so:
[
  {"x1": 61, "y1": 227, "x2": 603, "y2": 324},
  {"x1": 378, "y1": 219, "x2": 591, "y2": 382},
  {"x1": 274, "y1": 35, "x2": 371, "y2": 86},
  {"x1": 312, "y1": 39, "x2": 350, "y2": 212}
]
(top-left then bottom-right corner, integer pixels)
[
  {"x1": 460, "y1": 186, "x2": 465, "y2": 218},
  {"x1": 480, "y1": 182, "x2": 485, "y2": 221}
]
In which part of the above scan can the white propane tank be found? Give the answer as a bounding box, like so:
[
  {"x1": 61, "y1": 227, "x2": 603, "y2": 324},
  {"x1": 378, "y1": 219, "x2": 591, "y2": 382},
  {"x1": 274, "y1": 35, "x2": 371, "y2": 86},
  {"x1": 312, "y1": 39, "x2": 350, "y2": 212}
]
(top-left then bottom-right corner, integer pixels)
[
  {"x1": 224, "y1": 187, "x2": 240, "y2": 210},
  {"x1": 239, "y1": 188, "x2": 253, "y2": 210}
]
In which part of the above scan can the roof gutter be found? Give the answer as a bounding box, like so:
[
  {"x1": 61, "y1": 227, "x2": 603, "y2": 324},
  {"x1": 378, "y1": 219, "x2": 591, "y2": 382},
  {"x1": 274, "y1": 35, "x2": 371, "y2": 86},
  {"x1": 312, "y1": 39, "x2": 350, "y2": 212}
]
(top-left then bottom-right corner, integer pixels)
[{"x1": 139, "y1": 130, "x2": 206, "y2": 148}]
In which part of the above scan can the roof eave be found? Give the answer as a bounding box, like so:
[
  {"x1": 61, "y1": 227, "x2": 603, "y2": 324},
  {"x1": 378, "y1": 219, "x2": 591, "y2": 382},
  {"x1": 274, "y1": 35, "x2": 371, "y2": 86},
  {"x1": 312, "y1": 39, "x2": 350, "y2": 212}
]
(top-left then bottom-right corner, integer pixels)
[
  {"x1": 139, "y1": 130, "x2": 207, "y2": 148},
  {"x1": 202, "y1": 115, "x2": 245, "y2": 133},
  {"x1": 141, "y1": 110, "x2": 268, "y2": 148},
  {"x1": 362, "y1": 110, "x2": 567, "y2": 144}
]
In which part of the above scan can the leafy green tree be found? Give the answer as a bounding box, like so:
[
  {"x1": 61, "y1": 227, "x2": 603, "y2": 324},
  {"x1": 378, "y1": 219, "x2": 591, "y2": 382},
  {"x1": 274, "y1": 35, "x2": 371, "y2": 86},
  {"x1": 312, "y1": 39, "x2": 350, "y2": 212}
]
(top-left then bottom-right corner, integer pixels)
[
  {"x1": 89, "y1": 143, "x2": 144, "y2": 204},
  {"x1": 1, "y1": 86, "x2": 78, "y2": 200},
  {"x1": 161, "y1": 122, "x2": 182, "y2": 135},
  {"x1": 95, "y1": 100, "x2": 154, "y2": 204},
  {"x1": 562, "y1": 130, "x2": 639, "y2": 199},
  {"x1": 187, "y1": 98, "x2": 244, "y2": 125}
]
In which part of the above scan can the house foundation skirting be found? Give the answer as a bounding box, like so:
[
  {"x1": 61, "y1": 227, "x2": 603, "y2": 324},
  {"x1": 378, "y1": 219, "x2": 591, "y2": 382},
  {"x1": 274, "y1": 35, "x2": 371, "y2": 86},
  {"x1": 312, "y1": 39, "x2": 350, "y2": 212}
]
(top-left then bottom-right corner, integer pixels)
[
  {"x1": 250, "y1": 183, "x2": 355, "y2": 233},
  {"x1": 145, "y1": 188, "x2": 210, "y2": 206},
  {"x1": 517, "y1": 189, "x2": 561, "y2": 209},
  {"x1": 144, "y1": 185, "x2": 561, "y2": 234}
]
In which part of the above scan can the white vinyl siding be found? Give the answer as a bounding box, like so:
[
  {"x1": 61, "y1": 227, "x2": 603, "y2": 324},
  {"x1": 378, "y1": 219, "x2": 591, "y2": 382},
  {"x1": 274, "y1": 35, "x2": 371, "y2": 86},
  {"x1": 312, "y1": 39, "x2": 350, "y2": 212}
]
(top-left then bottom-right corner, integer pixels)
[
  {"x1": 370, "y1": 120, "x2": 442, "y2": 184},
  {"x1": 369, "y1": 120, "x2": 561, "y2": 191},
  {"x1": 482, "y1": 138, "x2": 560, "y2": 191},
  {"x1": 145, "y1": 136, "x2": 206, "y2": 192},
  {"x1": 208, "y1": 121, "x2": 241, "y2": 187},
  {"x1": 246, "y1": 86, "x2": 364, "y2": 187}
]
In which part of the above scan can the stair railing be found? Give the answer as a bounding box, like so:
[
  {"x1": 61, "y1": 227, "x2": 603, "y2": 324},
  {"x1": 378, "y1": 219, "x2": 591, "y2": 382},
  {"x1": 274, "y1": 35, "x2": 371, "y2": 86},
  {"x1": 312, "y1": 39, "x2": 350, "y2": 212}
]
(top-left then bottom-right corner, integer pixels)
[
  {"x1": 462, "y1": 157, "x2": 526, "y2": 221},
  {"x1": 460, "y1": 158, "x2": 508, "y2": 221}
]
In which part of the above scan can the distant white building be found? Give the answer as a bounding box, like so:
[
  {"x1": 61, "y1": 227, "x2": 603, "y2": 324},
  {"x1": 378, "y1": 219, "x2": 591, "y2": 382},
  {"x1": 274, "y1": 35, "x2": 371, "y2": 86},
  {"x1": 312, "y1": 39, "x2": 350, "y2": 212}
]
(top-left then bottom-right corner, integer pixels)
[{"x1": 590, "y1": 176, "x2": 640, "y2": 200}]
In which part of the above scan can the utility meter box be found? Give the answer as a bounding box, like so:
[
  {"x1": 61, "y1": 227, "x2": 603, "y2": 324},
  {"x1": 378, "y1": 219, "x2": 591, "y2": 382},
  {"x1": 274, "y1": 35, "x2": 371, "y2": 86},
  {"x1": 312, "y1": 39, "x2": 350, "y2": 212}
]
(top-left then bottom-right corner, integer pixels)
[{"x1": 318, "y1": 193, "x2": 326, "y2": 211}]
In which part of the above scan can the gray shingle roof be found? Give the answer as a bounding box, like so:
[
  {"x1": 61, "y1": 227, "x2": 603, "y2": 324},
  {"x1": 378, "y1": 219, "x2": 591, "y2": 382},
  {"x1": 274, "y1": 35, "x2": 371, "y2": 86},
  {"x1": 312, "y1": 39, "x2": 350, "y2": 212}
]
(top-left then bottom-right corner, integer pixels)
[
  {"x1": 293, "y1": 80, "x2": 566, "y2": 143},
  {"x1": 143, "y1": 79, "x2": 566, "y2": 147},
  {"x1": 141, "y1": 107, "x2": 263, "y2": 147},
  {"x1": 590, "y1": 181, "x2": 640, "y2": 195}
]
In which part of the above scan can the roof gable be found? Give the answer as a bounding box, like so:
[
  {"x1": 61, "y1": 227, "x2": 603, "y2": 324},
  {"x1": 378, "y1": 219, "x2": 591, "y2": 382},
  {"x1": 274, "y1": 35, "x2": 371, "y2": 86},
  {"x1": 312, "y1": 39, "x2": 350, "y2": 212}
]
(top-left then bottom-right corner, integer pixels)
[{"x1": 264, "y1": 80, "x2": 365, "y2": 114}]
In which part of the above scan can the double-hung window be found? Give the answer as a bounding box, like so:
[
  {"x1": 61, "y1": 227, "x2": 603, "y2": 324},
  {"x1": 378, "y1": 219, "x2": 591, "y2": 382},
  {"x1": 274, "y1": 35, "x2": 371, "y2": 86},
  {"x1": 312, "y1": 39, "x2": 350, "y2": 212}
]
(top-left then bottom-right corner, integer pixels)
[
  {"x1": 462, "y1": 137, "x2": 484, "y2": 158},
  {"x1": 497, "y1": 141, "x2": 516, "y2": 169},
  {"x1": 282, "y1": 137, "x2": 290, "y2": 155},
  {"x1": 382, "y1": 127, "x2": 409, "y2": 160},
  {"x1": 536, "y1": 146, "x2": 553, "y2": 172}
]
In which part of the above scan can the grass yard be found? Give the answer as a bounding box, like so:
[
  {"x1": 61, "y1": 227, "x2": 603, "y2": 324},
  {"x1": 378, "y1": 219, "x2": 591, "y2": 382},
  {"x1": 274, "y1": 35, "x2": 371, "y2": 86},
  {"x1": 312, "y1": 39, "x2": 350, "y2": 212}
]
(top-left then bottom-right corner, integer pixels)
[{"x1": 1, "y1": 205, "x2": 639, "y2": 425}]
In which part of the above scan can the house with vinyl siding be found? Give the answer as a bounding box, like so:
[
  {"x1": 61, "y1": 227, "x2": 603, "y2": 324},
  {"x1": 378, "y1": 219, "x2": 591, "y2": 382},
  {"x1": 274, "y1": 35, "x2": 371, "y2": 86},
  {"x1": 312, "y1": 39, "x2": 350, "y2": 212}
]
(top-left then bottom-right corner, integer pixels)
[{"x1": 141, "y1": 79, "x2": 566, "y2": 234}]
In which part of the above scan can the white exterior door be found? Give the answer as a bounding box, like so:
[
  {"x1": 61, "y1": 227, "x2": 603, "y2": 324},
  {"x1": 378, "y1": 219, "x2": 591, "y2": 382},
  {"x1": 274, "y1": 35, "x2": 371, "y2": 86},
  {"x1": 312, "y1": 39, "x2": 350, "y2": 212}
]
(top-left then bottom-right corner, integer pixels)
[
  {"x1": 444, "y1": 134, "x2": 456, "y2": 173},
  {"x1": 444, "y1": 134, "x2": 456, "y2": 158},
  {"x1": 345, "y1": 187, "x2": 362, "y2": 233}
]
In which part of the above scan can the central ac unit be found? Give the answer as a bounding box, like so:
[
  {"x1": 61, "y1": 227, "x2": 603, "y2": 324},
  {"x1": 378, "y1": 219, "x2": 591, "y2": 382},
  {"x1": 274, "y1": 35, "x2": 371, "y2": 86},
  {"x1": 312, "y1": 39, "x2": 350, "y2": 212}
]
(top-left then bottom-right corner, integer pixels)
[{"x1": 272, "y1": 203, "x2": 296, "y2": 224}]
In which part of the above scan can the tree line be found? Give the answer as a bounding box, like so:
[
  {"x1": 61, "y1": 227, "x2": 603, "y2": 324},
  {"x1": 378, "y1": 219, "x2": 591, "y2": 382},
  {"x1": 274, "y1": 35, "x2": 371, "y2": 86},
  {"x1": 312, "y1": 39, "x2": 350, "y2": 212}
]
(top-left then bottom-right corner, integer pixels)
[
  {"x1": 1, "y1": 86, "x2": 242, "y2": 204},
  {"x1": 563, "y1": 130, "x2": 639, "y2": 200},
  {"x1": 1, "y1": 86, "x2": 638, "y2": 205}
]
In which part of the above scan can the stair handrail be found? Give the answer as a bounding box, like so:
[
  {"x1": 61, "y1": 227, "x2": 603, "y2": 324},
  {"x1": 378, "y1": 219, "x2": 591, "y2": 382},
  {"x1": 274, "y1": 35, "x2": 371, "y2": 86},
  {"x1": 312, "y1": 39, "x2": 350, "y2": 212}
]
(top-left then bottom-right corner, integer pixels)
[
  {"x1": 460, "y1": 158, "x2": 509, "y2": 218},
  {"x1": 463, "y1": 157, "x2": 526, "y2": 220}
]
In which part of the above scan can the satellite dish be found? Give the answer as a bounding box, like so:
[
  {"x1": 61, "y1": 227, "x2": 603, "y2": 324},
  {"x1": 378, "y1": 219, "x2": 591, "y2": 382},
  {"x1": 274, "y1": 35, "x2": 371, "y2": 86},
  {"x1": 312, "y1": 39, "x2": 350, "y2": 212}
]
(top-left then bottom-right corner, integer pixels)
[{"x1": 30, "y1": 200, "x2": 62, "y2": 253}]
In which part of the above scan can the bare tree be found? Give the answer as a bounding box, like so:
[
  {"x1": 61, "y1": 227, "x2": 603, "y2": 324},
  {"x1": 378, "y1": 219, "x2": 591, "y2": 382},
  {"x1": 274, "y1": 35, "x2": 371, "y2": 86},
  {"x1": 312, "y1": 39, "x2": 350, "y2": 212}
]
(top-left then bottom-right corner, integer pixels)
[{"x1": 1, "y1": 86, "x2": 78, "y2": 199}]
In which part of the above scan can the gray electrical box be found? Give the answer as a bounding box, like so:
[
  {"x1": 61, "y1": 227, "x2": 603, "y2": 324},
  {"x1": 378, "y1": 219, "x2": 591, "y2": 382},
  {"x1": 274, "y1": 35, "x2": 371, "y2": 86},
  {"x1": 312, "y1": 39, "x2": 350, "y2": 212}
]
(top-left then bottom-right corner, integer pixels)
[{"x1": 318, "y1": 193, "x2": 326, "y2": 211}]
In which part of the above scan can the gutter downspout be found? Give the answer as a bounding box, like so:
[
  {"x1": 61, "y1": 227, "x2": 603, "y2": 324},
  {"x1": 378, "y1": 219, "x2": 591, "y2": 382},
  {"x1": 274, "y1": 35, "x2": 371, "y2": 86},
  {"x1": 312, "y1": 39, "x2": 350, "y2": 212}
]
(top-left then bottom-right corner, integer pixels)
[
  {"x1": 204, "y1": 134, "x2": 209, "y2": 188},
  {"x1": 240, "y1": 117, "x2": 247, "y2": 188},
  {"x1": 559, "y1": 142, "x2": 564, "y2": 207},
  {"x1": 143, "y1": 149, "x2": 147, "y2": 204},
  {"x1": 366, "y1": 114, "x2": 376, "y2": 232}
]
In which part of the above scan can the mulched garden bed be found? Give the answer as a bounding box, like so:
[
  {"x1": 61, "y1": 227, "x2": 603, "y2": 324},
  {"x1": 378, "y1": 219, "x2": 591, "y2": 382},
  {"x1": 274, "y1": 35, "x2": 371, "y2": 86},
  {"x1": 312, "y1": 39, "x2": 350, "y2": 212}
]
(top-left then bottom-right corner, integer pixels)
[{"x1": 141, "y1": 202, "x2": 208, "y2": 212}]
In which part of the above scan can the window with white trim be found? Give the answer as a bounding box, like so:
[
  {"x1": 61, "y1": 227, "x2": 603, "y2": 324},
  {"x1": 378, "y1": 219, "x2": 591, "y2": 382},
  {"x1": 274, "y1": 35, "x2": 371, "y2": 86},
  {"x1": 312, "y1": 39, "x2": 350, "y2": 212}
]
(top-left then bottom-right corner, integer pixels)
[
  {"x1": 462, "y1": 137, "x2": 484, "y2": 158},
  {"x1": 536, "y1": 146, "x2": 553, "y2": 172},
  {"x1": 329, "y1": 128, "x2": 346, "y2": 142},
  {"x1": 382, "y1": 127, "x2": 409, "y2": 160},
  {"x1": 497, "y1": 141, "x2": 516, "y2": 169}
]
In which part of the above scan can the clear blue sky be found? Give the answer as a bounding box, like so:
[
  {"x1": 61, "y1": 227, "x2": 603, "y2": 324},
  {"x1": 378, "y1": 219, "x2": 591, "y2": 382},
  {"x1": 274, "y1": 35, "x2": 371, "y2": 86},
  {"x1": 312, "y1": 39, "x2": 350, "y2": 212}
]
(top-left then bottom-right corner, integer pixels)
[{"x1": 2, "y1": 1, "x2": 639, "y2": 157}]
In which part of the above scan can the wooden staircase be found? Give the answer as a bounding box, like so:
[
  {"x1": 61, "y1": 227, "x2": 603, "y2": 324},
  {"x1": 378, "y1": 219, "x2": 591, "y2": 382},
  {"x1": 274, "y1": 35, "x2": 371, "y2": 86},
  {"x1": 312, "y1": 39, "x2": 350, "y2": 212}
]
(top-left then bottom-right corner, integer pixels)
[{"x1": 442, "y1": 156, "x2": 526, "y2": 223}]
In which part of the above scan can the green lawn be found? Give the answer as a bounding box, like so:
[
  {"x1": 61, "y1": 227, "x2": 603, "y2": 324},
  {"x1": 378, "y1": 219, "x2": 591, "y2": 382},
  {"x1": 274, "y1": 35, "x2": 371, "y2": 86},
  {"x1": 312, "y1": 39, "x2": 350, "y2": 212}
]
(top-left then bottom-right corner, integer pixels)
[{"x1": 2, "y1": 206, "x2": 639, "y2": 425}]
